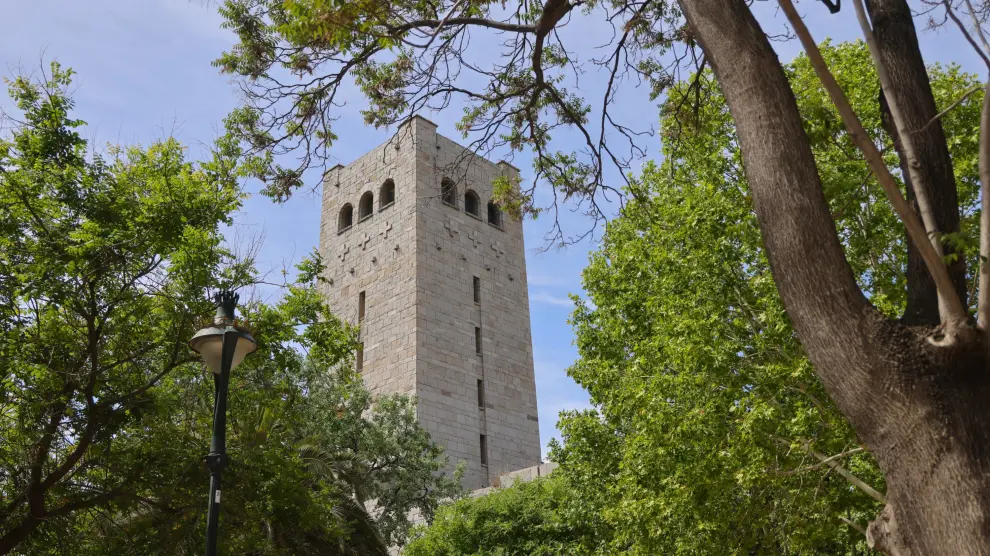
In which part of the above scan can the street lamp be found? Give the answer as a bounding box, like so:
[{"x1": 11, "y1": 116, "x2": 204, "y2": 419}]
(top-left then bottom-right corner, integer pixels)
[{"x1": 189, "y1": 290, "x2": 257, "y2": 556}]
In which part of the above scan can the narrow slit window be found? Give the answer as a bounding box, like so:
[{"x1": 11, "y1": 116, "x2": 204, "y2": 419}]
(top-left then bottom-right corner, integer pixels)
[
  {"x1": 358, "y1": 291, "x2": 366, "y2": 322},
  {"x1": 356, "y1": 343, "x2": 364, "y2": 372},
  {"x1": 473, "y1": 276, "x2": 481, "y2": 304},
  {"x1": 475, "y1": 327, "x2": 482, "y2": 355},
  {"x1": 480, "y1": 434, "x2": 488, "y2": 466},
  {"x1": 477, "y1": 379, "x2": 485, "y2": 408}
]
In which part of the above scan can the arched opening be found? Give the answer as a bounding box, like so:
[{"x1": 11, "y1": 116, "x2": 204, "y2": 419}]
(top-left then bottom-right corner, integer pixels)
[
  {"x1": 338, "y1": 203, "x2": 354, "y2": 232},
  {"x1": 465, "y1": 190, "x2": 480, "y2": 217},
  {"x1": 359, "y1": 191, "x2": 374, "y2": 220},
  {"x1": 441, "y1": 178, "x2": 457, "y2": 207},
  {"x1": 380, "y1": 179, "x2": 396, "y2": 209},
  {"x1": 487, "y1": 201, "x2": 502, "y2": 228}
]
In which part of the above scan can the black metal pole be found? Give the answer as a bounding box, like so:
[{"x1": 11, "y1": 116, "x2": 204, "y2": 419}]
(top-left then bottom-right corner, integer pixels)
[{"x1": 204, "y1": 330, "x2": 237, "y2": 556}]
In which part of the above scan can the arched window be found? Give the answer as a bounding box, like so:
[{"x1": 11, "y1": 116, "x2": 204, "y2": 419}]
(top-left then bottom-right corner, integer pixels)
[
  {"x1": 441, "y1": 178, "x2": 457, "y2": 207},
  {"x1": 487, "y1": 201, "x2": 502, "y2": 228},
  {"x1": 465, "y1": 190, "x2": 480, "y2": 217},
  {"x1": 380, "y1": 179, "x2": 396, "y2": 209},
  {"x1": 359, "y1": 191, "x2": 374, "y2": 220},
  {"x1": 338, "y1": 203, "x2": 354, "y2": 232}
]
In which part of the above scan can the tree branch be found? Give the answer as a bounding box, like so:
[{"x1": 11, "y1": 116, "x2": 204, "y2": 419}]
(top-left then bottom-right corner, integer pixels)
[
  {"x1": 917, "y1": 84, "x2": 983, "y2": 133},
  {"x1": 41, "y1": 291, "x2": 105, "y2": 491},
  {"x1": 23, "y1": 380, "x2": 74, "y2": 519},
  {"x1": 841, "y1": 515, "x2": 868, "y2": 536},
  {"x1": 977, "y1": 82, "x2": 990, "y2": 327},
  {"x1": 943, "y1": 0, "x2": 990, "y2": 68},
  {"x1": 421, "y1": 0, "x2": 468, "y2": 50},
  {"x1": 779, "y1": 0, "x2": 969, "y2": 332},
  {"x1": 678, "y1": 0, "x2": 875, "y2": 427},
  {"x1": 963, "y1": 0, "x2": 990, "y2": 56},
  {"x1": 774, "y1": 437, "x2": 886, "y2": 503},
  {"x1": 811, "y1": 448, "x2": 886, "y2": 503},
  {"x1": 853, "y1": 0, "x2": 962, "y2": 324},
  {"x1": 390, "y1": 16, "x2": 536, "y2": 36},
  {"x1": 777, "y1": 447, "x2": 865, "y2": 474}
]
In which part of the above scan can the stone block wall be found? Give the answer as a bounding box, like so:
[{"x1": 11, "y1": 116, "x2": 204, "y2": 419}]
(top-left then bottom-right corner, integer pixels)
[{"x1": 318, "y1": 124, "x2": 419, "y2": 397}]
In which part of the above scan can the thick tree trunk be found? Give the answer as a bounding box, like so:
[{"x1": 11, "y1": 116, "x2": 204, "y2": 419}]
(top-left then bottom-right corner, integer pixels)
[
  {"x1": 0, "y1": 516, "x2": 43, "y2": 555},
  {"x1": 676, "y1": 0, "x2": 990, "y2": 552},
  {"x1": 870, "y1": 0, "x2": 967, "y2": 325}
]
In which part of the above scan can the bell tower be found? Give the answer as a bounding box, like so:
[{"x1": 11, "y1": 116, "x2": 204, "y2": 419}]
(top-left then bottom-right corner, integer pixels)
[{"x1": 318, "y1": 116, "x2": 541, "y2": 489}]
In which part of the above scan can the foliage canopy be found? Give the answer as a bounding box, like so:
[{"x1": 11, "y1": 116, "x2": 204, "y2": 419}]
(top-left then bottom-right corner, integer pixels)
[
  {"x1": 0, "y1": 64, "x2": 460, "y2": 555},
  {"x1": 553, "y1": 39, "x2": 982, "y2": 554}
]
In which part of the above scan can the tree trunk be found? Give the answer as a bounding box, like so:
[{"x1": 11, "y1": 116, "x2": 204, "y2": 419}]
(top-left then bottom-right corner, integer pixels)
[
  {"x1": 870, "y1": 0, "x2": 967, "y2": 325},
  {"x1": 676, "y1": 0, "x2": 990, "y2": 552},
  {"x1": 0, "y1": 516, "x2": 43, "y2": 555},
  {"x1": 880, "y1": 88, "x2": 941, "y2": 325}
]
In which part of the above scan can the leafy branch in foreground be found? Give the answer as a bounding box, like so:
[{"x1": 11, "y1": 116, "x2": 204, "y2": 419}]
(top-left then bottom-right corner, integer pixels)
[{"x1": 216, "y1": 0, "x2": 691, "y2": 245}]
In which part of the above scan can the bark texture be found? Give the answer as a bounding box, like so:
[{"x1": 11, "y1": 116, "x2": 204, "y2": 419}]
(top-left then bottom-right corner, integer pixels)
[
  {"x1": 0, "y1": 517, "x2": 42, "y2": 555},
  {"x1": 880, "y1": 89, "x2": 939, "y2": 325},
  {"x1": 869, "y1": 0, "x2": 967, "y2": 325},
  {"x1": 676, "y1": 0, "x2": 990, "y2": 552}
]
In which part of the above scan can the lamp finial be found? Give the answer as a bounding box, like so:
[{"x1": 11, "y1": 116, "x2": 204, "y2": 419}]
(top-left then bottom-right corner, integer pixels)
[{"x1": 214, "y1": 290, "x2": 239, "y2": 324}]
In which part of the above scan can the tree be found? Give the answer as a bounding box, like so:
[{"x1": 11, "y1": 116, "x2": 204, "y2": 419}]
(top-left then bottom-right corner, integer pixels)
[
  {"x1": 10, "y1": 272, "x2": 462, "y2": 555},
  {"x1": 404, "y1": 475, "x2": 602, "y2": 556},
  {"x1": 13, "y1": 283, "x2": 383, "y2": 556},
  {"x1": 217, "y1": 0, "x2": 990, "y2": 550},
  {"x1": 551, "y1": 41, "x2": 976, "y2": 553},
  {"x1": 407, "y1": 41, "x2": 983, "y2": 554},
  {"x1": 0, "y1": 62, "x2": 244, "y2": 553},
  {"x1": 0, "y1": 65, "x2": 460, "y2": 554},
  {"x1": 675, "y1": 1, "x2": 989, "y2": 550},
  {"x1": 45, "y1": 287, "x2": 461, "y2": 556}
]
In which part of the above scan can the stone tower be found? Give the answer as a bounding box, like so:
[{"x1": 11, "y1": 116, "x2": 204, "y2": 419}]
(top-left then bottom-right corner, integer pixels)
[{"x1": 318, "y1": 116, "x2": 542, "y2": 490}]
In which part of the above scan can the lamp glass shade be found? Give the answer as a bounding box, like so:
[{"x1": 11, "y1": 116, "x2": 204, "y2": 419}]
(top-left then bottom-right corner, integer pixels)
[
  {"x1": 228, "y1": 333, "x2": 258, "y2": 372},
  {"x1": 189, "y1": 328, "x2": 225, "y2": 374},
  {"x1": 189, "y1": 327, "x2": 258, "y2": 375}
]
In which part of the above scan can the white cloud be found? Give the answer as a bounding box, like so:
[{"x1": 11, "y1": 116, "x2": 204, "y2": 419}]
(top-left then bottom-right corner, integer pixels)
[{"x1": 531, "y1": 292, "x2": 574, "y2": 307}]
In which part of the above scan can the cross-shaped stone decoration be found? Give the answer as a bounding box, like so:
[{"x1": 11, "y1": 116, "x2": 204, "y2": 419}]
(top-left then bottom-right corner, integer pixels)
[
  {"x1": 360, "y1": 232, "x2": 372, "y2": 250},
  {"x1": 490, "y1": 241, "x2": 504, "y2": 258},
  {"x1": 467, "y1": 230, "x2": 479, "y2": 248},
  {"x1": 443, "y1": 220, "x2": 459, "y2": 238},
  {"x1": 379, "y1": 221, "x2": 393, "y2": 239},
  {"x1": 338, "y1": 244, "x2": 350, "y2": 263}
]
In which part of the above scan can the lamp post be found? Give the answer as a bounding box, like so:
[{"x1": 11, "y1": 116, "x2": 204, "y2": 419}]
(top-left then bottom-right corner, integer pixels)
[{"x1": 189, "y1": 291, "x2": 257, "y2": 556}]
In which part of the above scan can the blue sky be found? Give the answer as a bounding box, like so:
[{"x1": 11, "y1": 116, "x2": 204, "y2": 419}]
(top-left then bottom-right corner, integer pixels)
[{"x1": 1, "y1": 1, "x2": 984, "y2": 458}]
